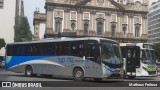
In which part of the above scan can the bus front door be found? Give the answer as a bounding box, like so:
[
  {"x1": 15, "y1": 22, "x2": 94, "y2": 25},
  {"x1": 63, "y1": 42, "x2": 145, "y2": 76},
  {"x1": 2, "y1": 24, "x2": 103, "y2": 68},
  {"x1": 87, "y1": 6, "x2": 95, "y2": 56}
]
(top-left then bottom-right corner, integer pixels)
[
  {"x1": 126, "y1": 46, "x2": 140, "y2": 78},
  {"x1": 84, "y1": 41, "x2": 102, "y2": 78}
]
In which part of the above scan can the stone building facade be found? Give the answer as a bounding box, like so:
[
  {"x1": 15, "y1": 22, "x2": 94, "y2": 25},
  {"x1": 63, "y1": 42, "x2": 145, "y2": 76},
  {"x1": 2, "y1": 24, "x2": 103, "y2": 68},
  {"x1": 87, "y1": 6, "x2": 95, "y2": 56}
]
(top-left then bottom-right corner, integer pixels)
[{"x1": 34, "y1": 0, "x2": 149, "y2": 42}]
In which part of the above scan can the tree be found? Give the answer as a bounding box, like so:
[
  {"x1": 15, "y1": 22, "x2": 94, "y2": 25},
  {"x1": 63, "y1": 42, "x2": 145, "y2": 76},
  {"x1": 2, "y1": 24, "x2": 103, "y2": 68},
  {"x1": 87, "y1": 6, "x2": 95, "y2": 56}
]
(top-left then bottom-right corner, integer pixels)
[
  {"x1": 154, "y1": 43, "x2": 160, "y2": 62},
  {"x1": 14, "y1": 16, "x2": 32, "y2": 42},
  {"x1": 0, "y1": 38, "x2": 6, "y2": 49}
]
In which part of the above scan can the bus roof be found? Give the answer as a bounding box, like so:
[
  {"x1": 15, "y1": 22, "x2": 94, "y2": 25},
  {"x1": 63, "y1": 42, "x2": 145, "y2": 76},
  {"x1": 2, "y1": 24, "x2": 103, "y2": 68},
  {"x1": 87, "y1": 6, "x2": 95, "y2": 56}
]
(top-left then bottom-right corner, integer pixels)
[{"x1": 7, "y1": 37, "x2": 118, "y2": 45}]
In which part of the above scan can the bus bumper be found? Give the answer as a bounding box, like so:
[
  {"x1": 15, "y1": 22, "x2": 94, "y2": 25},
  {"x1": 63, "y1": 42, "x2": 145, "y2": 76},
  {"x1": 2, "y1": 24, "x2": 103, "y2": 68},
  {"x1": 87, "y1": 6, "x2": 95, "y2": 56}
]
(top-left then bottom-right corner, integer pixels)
[{"x1": 104, "y1": 69, "x2": 124, "y2": 79}]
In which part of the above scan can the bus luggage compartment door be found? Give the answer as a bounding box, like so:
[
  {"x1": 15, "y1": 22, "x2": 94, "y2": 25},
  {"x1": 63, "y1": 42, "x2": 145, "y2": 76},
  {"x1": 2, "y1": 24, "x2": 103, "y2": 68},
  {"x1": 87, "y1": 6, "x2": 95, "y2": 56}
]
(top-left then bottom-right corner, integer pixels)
[{"x1": 126, "y1": 46, "x2": 140, "y2": 76}]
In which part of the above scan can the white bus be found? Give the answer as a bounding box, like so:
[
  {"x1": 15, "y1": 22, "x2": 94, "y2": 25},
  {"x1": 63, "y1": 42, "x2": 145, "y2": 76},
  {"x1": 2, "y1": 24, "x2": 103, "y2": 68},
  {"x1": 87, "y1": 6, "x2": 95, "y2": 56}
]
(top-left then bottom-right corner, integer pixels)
[
  {"x1": 120, "y1": 43, "x2": 158, "y2": 79},
  {"x1": 5, "y1": 37, "x2": 123, "y2": 81}
]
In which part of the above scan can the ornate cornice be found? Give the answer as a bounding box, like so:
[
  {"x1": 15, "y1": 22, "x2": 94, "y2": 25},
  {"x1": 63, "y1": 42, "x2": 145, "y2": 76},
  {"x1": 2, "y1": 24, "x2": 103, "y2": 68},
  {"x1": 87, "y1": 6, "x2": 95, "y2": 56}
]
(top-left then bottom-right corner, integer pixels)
[{"x1": 45, "y1": 2, "x2": 148, "y2": 14}]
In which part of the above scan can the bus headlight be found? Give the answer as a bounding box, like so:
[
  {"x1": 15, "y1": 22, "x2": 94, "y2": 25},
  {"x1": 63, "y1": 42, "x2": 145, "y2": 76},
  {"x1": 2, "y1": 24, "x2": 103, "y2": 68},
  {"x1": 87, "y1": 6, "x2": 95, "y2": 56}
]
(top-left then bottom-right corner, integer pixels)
[{"x1": 107, "y1": 68, "x2": 114, "y2": 72}]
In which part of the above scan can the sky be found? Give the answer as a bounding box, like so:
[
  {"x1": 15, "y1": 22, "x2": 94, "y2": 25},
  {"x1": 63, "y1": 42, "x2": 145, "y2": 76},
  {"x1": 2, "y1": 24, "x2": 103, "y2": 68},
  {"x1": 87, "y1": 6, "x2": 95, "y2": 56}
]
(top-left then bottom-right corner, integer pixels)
[
  {"x1": 23, "y1": 0, "x2": 45, "y2": 38},
  {"x1": 23, "y1": 0, "x2": 158, "y2": 38}
]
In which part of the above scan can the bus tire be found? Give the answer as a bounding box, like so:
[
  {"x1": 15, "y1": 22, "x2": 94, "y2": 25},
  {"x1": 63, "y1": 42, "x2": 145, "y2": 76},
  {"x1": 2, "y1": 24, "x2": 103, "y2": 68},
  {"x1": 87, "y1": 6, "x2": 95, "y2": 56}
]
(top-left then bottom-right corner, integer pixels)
[
  {"x1": 93, "y1": 78, "x2": 103, "y2": 81},
  {"x1": 73, "y1": 68, "x2": 84, "y2": 81},
  {"x1": 25, "y1": 66, "x2": 33, "y2": 77}
]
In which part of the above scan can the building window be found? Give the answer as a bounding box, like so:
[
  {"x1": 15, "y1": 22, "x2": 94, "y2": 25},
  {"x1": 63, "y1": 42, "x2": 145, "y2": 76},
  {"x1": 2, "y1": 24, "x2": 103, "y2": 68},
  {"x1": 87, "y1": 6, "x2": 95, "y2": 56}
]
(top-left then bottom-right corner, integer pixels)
[
  {"x1": 122, "y1": 24, "x2": 127, "y2": 35},
  {"x1": 111, "y1": 26, "x2": 116, "y2": 37},
  {"x1": 97, "y1": 22, "x2": 103, "y2": 35},
  {"x1": 111, "y1": 22, "x2": 116, "y2": 37},
  {"x1": 135, "y1": 26, "x2": 140, "y2": 38},
  {"x1": 123, "y1": 26, "x2": 127, "y2": 35},
  {"x1": 71, "y1": 20, "x2": 76, "y2": 30},
  {"x1": 83, "y1": 19, "x2": 89, "y2": 34},
  {"x1": 134, "y1": 24, "x2": 141, "y2": 38},
  {"x1": 96, "y1": 17, "x2": 105, "y2": 35},
  {"x1": 55, "y1": 17, "x2": 63, "y2": 33}
]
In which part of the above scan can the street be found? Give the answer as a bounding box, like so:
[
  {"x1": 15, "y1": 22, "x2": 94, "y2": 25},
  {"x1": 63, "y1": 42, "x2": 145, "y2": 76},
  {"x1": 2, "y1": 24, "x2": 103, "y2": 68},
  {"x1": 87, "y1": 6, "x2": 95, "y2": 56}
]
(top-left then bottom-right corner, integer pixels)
[
  {"x1": 0, "y1": 68, "x2": 160, "y2": 81},
  {"x1": 0, "y1": 68, "x2": 160, "y2": 90}
]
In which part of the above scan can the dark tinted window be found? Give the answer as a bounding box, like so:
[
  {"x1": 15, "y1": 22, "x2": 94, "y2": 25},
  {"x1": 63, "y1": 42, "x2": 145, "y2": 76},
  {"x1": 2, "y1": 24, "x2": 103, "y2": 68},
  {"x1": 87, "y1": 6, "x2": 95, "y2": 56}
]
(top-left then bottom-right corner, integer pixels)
[
  {"x1": 86, "y1": 40, "x2": 100, "y2": 62},
  {"x1": 70, "y1": 41, "x2": 84, "y2": 57},
  {"x1": 121, "y1": 47, "x2": 126, "y2": 58},
  {"x1": 44, "y1": 43, "x2": 55, "y2": 55},
  {"x1": 56, "y1": 42, "x2": 70, "y2": 55}
]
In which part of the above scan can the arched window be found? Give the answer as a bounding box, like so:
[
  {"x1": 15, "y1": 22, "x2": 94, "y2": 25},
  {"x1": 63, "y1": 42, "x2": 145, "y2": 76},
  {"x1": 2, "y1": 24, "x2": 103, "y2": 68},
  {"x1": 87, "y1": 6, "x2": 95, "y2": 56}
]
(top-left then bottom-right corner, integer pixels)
[
  {"x1": 122, "y1": 26, "x2": 127, "y2": 35},
  {"x1": 83, "y1": 19, "x2": 89, "y2": 34},
  {"x1": 111, "y1": 25, "x2": 116, "y2": 37},
  {"x1": 71, "y1": 20, "x2": 76, "y2": 30},
  {"x1": 135, "y1": 26, "x2": 140, "y2": 38},
  {"x1": 55, "y1": 17, "x2": 62, "y2": 33},
  {"x1": 97, "y1": 22, "x2": 103, "y2": 35}
]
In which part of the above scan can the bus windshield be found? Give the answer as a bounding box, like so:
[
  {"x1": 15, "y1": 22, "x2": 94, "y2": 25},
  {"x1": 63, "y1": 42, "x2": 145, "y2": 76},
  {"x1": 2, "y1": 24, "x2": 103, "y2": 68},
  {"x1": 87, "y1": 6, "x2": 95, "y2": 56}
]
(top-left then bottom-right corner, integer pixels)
[
  {"x1": 142, "y1": 49, "x2": 156, "y2": 64},
  {"x1": 101, "y1": 41, "x2": 122, "y2": 67}
]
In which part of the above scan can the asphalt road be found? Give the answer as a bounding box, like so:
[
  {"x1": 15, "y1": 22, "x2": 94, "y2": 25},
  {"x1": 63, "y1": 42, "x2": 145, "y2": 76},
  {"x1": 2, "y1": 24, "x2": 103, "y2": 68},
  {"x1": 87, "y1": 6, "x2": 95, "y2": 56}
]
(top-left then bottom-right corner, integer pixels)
[{"x1": 0, "y1": 68, "x2": 160, "y2": 90}]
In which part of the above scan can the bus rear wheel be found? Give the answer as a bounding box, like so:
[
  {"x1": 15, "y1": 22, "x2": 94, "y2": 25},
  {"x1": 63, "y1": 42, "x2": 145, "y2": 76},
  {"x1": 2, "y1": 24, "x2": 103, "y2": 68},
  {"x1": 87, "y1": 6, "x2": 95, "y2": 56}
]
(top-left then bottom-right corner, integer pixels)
[
  {"x1": 73, "y1": 68, "x2": 84, "y2": 81},
  {"x1": 25, "y1": 66, "x2": 33, "y2": 77}
]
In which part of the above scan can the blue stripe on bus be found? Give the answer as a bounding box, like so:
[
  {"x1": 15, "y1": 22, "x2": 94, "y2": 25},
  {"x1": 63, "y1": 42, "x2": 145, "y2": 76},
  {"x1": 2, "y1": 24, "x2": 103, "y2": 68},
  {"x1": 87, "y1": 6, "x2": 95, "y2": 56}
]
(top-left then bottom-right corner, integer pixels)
[{"x1": 5, "y1": 56, "x2": 51, "y2": 69}]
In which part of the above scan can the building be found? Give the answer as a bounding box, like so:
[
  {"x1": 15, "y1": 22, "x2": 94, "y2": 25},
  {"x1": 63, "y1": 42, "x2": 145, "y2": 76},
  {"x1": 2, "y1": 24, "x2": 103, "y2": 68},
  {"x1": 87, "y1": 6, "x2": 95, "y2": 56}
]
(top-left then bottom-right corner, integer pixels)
[
  {"x1": 0, "y1": 0, "x2": 16, "y2": 43},
  {"x1": 0, "y1": 0, "x2": 24, "y2": 43},
  {"x1": 0, "y1": 0, "x2": 4, "y2": 8},
  {"x1": 16, "y1": 0, "x2": 24, "y2": 17},
  {"x1": 34, "y1": 0, "x2": 149, "y2": 43},
  {"x1": 148, "y1": 1, "x2": 160, "y2": 43}
]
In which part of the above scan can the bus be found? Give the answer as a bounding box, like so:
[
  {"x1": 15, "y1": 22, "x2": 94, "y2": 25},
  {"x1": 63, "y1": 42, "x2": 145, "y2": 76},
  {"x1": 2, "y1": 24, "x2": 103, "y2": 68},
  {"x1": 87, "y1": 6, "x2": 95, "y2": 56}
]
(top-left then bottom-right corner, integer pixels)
[
  {"x1": 5, "y1": 37, "x2": 123, "y2": 81},
  {"x1": 120, "y1": 43, "x2": 158, "y2": 79}
]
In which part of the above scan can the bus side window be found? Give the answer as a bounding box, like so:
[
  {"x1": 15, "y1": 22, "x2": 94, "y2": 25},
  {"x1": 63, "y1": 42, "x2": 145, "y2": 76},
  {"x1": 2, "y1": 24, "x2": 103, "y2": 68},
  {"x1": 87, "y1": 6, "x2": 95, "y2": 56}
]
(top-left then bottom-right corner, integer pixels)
[
  {"x1": 70, "y1": 41, "x2": 84, "y2": 57},
  {"x1": 15, "y1": 45, "x2": 21, "y2": 56},
  {"x1": 26, "y1": 45, "x2": 31, "y2": 56},
  {"x1": 56, "y1": 42, "x2": 70, "y2": 55},
  {"x1": 20, "y1": 45, "x2": 26, "y2": 56},
  {"x1": 86, "y1": 41, "x2": 100, "y2": 61},
  {"x1": 45, "y1": 43, "x2": 55, "y2": 55},
  {"x1": 7, "y1": 45, "x2": 13, "y2": 56}
]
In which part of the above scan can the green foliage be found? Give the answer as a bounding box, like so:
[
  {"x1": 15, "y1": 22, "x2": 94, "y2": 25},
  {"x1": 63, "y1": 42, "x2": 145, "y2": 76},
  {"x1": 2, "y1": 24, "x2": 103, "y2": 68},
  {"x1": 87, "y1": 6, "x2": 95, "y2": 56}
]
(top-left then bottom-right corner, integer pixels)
[
  {"x1": 0, "y1": 38, "x2": 6, "y2": 49},
  {"x1": 14, "y1": 16, "x2": 32, "y2": 42},
  {"x1": 154, "y1": 43, "x2": 160, "y2": 62}
]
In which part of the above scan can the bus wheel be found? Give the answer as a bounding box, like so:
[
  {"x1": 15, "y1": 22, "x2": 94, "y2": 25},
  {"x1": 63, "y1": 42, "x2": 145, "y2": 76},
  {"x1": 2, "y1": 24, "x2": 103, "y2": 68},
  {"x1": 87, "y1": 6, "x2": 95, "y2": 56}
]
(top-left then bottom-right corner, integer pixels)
[
  {"x1": 73, "y1": 68, "x2": 84, "y2": 81},
  {"x1": 93, "y1": 78, "x2": 103, "y2": 81},
  {"x1": 128, "y1": 76, "x2": 136, "y2": 79},
  {"x1": 25, "y1": 66, "x2": 33, "y2": 77}
]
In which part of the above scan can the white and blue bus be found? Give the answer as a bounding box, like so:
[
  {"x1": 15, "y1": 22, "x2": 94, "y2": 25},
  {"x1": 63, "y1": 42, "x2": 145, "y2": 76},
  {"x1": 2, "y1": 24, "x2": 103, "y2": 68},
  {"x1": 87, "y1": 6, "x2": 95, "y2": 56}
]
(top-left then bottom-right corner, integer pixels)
[
  {"x1": 120, "y1": 43, "x2": 158, "y2": 79},
  {"x1": 5, "y1": 37, "x2": 123, "y2": 81}
]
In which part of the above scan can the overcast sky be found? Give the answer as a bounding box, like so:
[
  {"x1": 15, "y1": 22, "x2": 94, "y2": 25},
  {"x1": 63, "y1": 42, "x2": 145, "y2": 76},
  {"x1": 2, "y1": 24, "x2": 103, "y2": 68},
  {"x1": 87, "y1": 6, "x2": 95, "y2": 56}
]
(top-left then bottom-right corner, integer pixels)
[{"x1": 23, "y1": 0, "x2": 158, "y2": 38}]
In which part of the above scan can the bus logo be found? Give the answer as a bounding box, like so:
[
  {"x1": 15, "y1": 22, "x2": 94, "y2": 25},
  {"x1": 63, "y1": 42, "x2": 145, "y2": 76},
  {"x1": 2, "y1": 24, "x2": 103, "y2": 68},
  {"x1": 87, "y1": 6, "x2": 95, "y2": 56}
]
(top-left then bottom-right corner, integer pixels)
[
  {"x1": 2, "y1": 82, "x2": 11, "y2": 87},
  {"x1": 57, "y1": 58, "x2": 74, "y2": 63}
]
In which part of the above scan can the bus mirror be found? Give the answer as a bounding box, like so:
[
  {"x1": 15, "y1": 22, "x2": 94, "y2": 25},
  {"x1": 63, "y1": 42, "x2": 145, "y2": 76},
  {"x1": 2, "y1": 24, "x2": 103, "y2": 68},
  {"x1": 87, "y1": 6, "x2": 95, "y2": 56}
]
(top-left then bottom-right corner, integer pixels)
[{"x1": 83, "y1": 56, "x2": 85, "y2": 61}]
